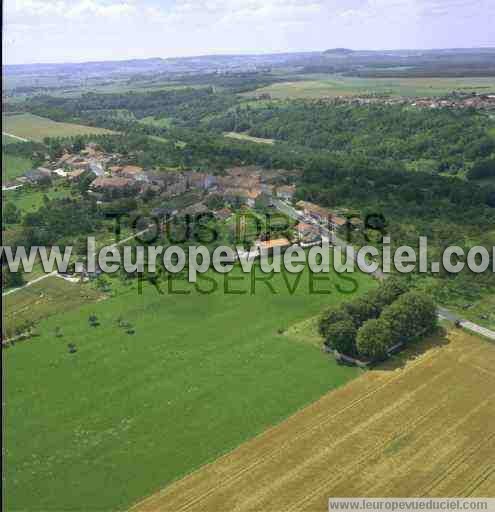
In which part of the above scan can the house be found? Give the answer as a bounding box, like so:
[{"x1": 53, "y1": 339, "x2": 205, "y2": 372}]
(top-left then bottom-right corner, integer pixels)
[
  {"x1": 162, "y1": 177, "x2": 188, "y2": 198},
  {"x1": 186, "y1": 172, "x2": 217, "y2": 191},
  {"x1": 108, "y1": 165, "x2": 123, "y2": 174},
  {"x1": 276, "y1": 185, "x2": 296, "y2": 201},
  {"x1": 257, "y1": 238, "x2": 292, "y2": 255},
  {"x1": 67, "y1": 168, "x2": 90, "y2": 182},
  {"x1": 223, "y1": 188, "x2": 261, "y2": 208},
  {"x1": 182, "y1": 202, "x2": 209, "y2": 216},
  {"x1": 55, "y1": 152, "x2": 73, "y2": 167},
  {"x1": 118, "y1": 165, "x2": 144, "y2": 179},
  {"x1": 89, "y1": 160, "x2": 105, "y2": 177},
  {"x1": 329, "y1": 214, "x2": 348, "y2": 230},
  {"x1": 296, "y1": 222, "x2": 320, "y2": 242},
  {"x1": 89, "y1": 177, "x2": 134, "y2": 191},
  {"x1": 226, "y1": 166, "x2": 261, "y2": 178},
  {"x1": 296, "y1": 201, "x2": 331, "y2": 223},
  {"x1": 67, "y1": 157, "x2": 90, "y2": 170},
  {"x1": 52, "y1": 168, "x2": 68, "y2": 177}
]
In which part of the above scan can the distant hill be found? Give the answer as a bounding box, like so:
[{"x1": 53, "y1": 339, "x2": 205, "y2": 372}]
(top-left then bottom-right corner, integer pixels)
[{"x1": 324, "y1": 48, "x2": 355, "y2": 56}]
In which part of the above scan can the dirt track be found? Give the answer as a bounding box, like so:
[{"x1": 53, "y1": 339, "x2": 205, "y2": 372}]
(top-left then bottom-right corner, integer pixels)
[{"x1": 130, "y1": 331, "x2": 495, "y2": 512}]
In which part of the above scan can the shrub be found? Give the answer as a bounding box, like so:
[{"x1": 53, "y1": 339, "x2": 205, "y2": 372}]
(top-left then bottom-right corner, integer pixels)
[
  {"x1": 325, "y1": 319, "x2": 358, "y2": 355},
  {"x1": 371, "y1": 277, "x2": 409, "y2": 310},
  {"x1": 381, "y1": 291, "x2": 437, "y2": 343},
  {"x1": 318, "y1": 305, "x2": 352, "y2": 337},
  {"x1": 356, "y1": 318, "x2": 394, "y2": 361},
  {"x1": 343, "y1": 297, "x2": 380, "y2": 328}
]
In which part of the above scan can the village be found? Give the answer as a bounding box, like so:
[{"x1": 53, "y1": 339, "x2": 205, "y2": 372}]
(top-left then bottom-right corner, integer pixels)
[
  {"x1": 288, "y1": 91, "x2": 495, "y2": 110},
  {"x1": 3, "y1": 142, "x2": 362, "y2": 252}
]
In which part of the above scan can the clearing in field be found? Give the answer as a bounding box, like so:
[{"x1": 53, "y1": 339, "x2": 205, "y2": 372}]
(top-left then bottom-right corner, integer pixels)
[
  {"x1": 131, "y1": 329, "x2": 495, "y2": 511},
  {"x1": 243, "y1": 75, "x2": 495, "y2": 99},
  {"x1": 2, "y1": 113, "x2": 115, "y2": 142},
  {"x1": 4, "y1": 266, "x2": 374, "y2": 511},
  {"x1": 224, "y1": 132, "x2": 275, "y2": 145}
]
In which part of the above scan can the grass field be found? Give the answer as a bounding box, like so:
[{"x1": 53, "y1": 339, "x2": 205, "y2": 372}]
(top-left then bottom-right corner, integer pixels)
[
  {"x1": 3, "y1": 184, "x2": 73, "y2": 214},
  {"x1": 224, "y1": 132, "x2": 275, "y2": 145},
  {"x1": 243, "y1": 75, "x2": 495, "y2": 99},
  {"x1": 3, "y1": 265, "x2": 374, "y2": 511},
  {"x1": 132, "y1": 330, "x2": 495, "y2": 511},
  {"x1": 3, "y1": 277, "x2": 104, "y2": 336},
  {"x1": 140, "y1": 116, "x2": 173, "y2": 128},
  {"x1": 2, "y1": 113, "x2": 115, "y2": 142},
  {"x1": 2, "y1": 153, "x2": 32, "y2": 180}
]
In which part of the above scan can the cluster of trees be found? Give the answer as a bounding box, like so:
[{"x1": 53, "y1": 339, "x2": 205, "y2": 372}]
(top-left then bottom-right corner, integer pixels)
[
  {"x1": 19, "y1": 197, "x2": 102, "y2": 247},
  {"x1": 21, "y1": 87, "x2": 238, "y2": 129},
  {"x1": 319, "y1": 279, "x2": 438, "y2": 361},
  {"x1": 2, "y1": 266, "x2": 25, "y2": 290},
  {"x1": 210, "y1": 103, "x2": 494, "y2": 173},
  {"x1": 3, "y1": 203, "x2": 21, "y2": 225}
]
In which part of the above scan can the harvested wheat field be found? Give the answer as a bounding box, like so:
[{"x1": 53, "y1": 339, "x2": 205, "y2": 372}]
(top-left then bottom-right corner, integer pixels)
[{"x1": 130, "y1": 330, "x2": 495, "y2": 512}]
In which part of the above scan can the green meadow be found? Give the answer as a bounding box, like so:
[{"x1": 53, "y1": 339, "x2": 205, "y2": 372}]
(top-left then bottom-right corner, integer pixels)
[
  {"x1": 243, "y1": 75, "x2": 495, "y2": 99},
  {"x1": 2, "y1": 113, "x2": 114, "y2": 142},
  {"x1": 4, "y1": 265, "x2": 375, "y2": 511},
  {"x1": 2, "y1": 153, "x2": 32, "y2": 181}
]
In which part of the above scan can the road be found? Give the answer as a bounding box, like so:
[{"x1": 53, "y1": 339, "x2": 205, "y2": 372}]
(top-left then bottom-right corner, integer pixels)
[
  {"x1": 2, "y1": 131, "x2": 29, "y2": 142},
  {"x1": 273, "y1": 199, "x2": 495, "y2": 342}
]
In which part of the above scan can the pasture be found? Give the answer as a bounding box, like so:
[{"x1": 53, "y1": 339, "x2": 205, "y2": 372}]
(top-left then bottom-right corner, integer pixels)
[
  {"x1": 3, "y1": 277, "x2": 104, "y2": 337},
  {"x1": 243, "y1": 75, "x2": 495, "y2": 99},
  {"x1": 3, "y1": 185, "x2": 73, "y2": 214},
  {"x1": 132, "y1": 329, "x2": 495, "y2": 511},
  {"x1": 2, "y1": 113, "x2": 114, "y2": 142},
  {"x1": 2, "y1": 153, "x2": 32, "y2": 180},
  {"x1": 3, "y1": 265, "x2": 374, "y2": 511},
  {"x1": 140, "y1": 116, "x2": 173, "y2": 128}
]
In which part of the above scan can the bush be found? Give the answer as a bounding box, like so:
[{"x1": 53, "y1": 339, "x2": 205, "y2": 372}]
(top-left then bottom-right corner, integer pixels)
[
  {"x1": 381, "y1": 291, "x2": 437, "y2": 343},
  {"x1": 370, "y1": 277, "x2": 409, "y2": 310},
  {"x1": 318, "y1": 305, "x2": 352, "y2": 337},
  {"x1": 343, "y1": 297, "x2": 380, "y2": 328},
  {"x1": 356, "y1": 318, "x2": 394, "y2": 361},
  {"x1": 325, "y1": 320, "x2": 357, "y2": 355}
]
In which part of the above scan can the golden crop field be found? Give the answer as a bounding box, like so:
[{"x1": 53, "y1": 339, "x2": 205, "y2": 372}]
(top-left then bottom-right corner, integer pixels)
[
  {"x1": 2, "y1": 113, "x2": 114, "y2": 142},
  {"x1": 130, "y1": 330, "x2": 495, "y2": 512}
]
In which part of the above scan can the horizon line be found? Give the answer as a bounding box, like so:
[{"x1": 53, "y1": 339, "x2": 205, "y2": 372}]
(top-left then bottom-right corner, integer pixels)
[{"x1": 4, "y1": 45, "x2": 495, "y2": 68}]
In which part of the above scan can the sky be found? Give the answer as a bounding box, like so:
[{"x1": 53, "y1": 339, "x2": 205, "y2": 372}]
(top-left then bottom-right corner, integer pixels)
[{"x1": 4, "y1": 0, "x2": 495, "y2": 65}]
